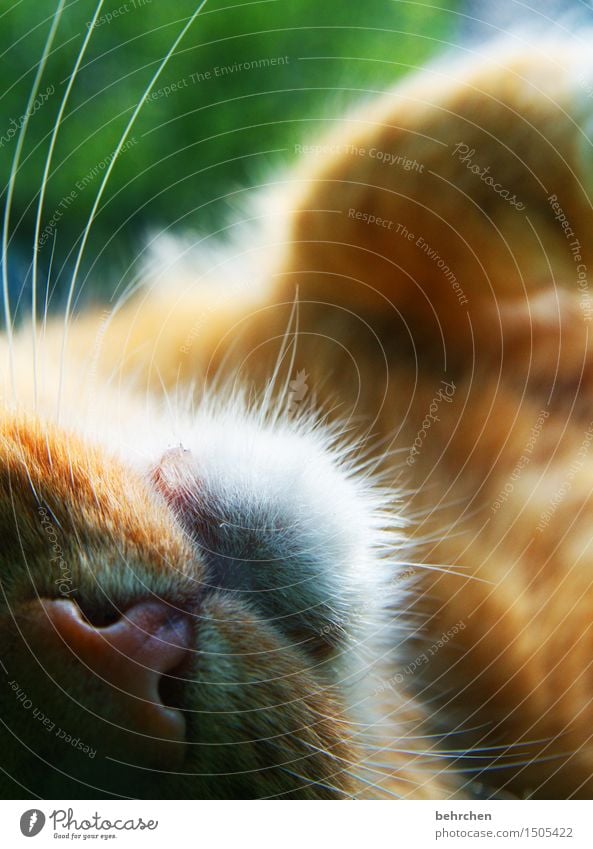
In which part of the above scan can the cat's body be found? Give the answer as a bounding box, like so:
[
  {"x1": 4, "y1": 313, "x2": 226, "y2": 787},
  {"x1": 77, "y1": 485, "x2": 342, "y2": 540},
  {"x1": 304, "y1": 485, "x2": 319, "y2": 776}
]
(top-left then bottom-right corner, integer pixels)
[{"x1": 2, "y1": 37, "x2": 593, "y2": 799}]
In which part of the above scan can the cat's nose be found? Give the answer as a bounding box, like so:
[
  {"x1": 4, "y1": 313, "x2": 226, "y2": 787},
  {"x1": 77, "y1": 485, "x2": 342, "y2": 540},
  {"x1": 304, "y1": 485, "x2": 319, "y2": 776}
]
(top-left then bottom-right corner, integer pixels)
[{"x1": 30, "y1": 598, "x2": 193, "y2": 768}]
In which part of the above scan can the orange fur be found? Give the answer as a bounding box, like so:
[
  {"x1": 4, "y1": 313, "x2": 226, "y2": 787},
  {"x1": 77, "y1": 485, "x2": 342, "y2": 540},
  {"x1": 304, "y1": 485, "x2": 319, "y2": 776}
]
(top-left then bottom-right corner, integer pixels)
[{"x1": 3, "y1": 40, "x2": 593, "y2": 798}]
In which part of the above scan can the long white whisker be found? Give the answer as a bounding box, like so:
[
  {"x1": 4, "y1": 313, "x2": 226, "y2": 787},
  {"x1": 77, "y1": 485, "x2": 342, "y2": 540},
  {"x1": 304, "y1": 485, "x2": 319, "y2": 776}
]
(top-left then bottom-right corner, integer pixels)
[
  {"x1": 31, "y1": 0, "x2": 100, "y2": 413},
  {"x1": 274, "y1": 290, "x2": 300, "y2": 420},
  {"x1": 0, "y1": 32, "x2": 79, "y2": 113},
  {"x1": 1, "y1": 0, "x2": 63, "y2": 402},
  {"x1": 57, "y1": 0, "x2": 211, "y2": 422},
  {"x1": 42, "y1": 228, "x2": 58, "y2": 339},
  {"x1": 0, "y1": 5, "x2": 57, "y2": 65},
  {"x1": 411, "y1": 562, "x2": 495, "y2": 584},
  {"x1": 258, "y1": 292, "x2": 298, "y2": 420},
  {"x1": 0, "y1": 0, "x2": 24, "y2": 26}
]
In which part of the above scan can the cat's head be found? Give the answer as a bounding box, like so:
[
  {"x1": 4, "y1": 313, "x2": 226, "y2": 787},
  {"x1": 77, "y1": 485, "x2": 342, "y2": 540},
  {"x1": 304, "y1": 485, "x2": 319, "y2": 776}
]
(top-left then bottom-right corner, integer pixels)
[{"x1": 0, "y1": 400, "x2": 400, "y2": 798}]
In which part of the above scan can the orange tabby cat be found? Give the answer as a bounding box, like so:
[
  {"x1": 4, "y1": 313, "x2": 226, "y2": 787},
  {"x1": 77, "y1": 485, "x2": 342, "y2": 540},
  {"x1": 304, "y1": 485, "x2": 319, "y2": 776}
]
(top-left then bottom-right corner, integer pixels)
[{"x1": 2, "y1": 37, "x2": 593, "y2": 799}]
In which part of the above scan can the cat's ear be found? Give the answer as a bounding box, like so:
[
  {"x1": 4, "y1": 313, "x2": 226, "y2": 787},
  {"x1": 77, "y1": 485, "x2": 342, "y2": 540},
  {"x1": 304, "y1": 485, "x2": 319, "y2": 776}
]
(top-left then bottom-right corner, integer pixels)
[{"x1": 274, "y1": 42, "x2": 593, "y2": 375}]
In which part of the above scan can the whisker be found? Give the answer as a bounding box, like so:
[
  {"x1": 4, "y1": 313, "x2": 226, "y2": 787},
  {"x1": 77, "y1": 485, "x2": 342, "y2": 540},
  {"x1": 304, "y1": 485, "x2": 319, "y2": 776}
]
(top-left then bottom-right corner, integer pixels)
[
  {"x1": 42, "y1": 227, "x2": 58, "y2": 341},
  {"x1": 409, "y1": 562, "x2": 495, "y2": 584},
  {"x1": 2, "y1": 0, "x2": 64, "y2": 402},
  {"x1": 281, "y1": 735, "x2": 408, "y2": 799},
  {"x1": 272, "y1": 766, "x2": 354, "y2": 799},
  {"x1": 57, "y1": 0, "x2": 211, "y2": 422},
  {"x1": 274, "y1": 291, "x2": 300, "y2": 419},
  {"x1": 31, "y1": 0, "x2": 100, "y2": 412},
  {"x1": 0, "y1": 0, "x2": 24, "y2": 26},
  {"x1": 258, "y1": 290, "x2": 298, "y2": 422},
  {"x1": 453, "y1": 751, "x2": 570, "y2": 775}
]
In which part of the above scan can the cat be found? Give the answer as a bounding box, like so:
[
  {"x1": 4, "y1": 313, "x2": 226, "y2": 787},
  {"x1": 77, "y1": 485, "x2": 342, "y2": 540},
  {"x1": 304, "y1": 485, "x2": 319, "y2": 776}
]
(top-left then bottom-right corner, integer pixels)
[{"x1": 2, "y1": 34, "x2": 593, "y2": 799}]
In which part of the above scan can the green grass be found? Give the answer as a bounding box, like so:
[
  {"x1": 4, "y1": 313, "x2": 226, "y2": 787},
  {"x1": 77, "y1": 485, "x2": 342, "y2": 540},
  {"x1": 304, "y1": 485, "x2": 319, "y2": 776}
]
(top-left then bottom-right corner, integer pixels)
[{"x1": 0, "y1": 0, "x2": 459, "y2": 306}]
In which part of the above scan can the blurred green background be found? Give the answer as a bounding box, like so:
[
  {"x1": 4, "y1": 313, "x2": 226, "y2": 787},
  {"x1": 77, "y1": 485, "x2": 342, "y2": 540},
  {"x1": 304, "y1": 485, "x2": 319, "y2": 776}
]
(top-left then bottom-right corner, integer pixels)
[{"x1": 0, "y1": 0, "x2": 459, "y2": 312}]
